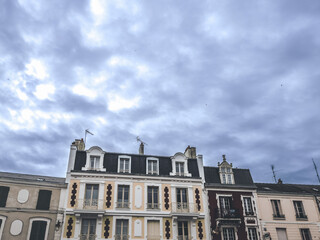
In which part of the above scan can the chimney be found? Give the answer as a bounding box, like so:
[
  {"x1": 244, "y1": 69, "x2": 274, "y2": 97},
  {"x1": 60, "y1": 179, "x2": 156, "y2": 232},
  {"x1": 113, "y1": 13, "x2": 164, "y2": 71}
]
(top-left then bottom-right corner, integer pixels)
[
  {"x1": 277, "y1": 178, "x2": 283, "y2": 184},
  {"x1": 72, "y1": 138, "x2": 85, "y2": 151},
  {"x1": 139, "y1": 142, "x2": 144, "y2": 155},
  {"x1": 184, "y1": 146, "x2": 197, "y2": 158}
]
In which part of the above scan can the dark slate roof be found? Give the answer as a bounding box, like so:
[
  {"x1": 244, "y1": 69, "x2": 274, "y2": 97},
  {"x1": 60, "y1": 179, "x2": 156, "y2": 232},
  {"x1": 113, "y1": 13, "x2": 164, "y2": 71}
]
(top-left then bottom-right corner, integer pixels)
[
  {"x1": 0, "y1": 171, "x2": 66, "y2": 186},
  {"x1": 73, "y1": 151, "x2": 200, "y2": 179},
  {"x1": 256, "y1": 183, "x2": 320, "y2": 195},
  {"x1": 204, "y1": 166, "x2": 255, "y2": 188}
]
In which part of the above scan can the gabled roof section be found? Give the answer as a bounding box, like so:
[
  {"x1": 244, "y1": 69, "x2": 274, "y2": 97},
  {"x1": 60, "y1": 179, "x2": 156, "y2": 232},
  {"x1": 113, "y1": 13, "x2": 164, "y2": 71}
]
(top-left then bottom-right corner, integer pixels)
[
  {"x1": 204, "y1": 166, "x2": 255, "y2": 188},
  {"x1": 256, "y1": 183, "x2": 320, "y2": 195},
  {"x1": 0, "y1": 171, "x2": 66, "y2": 187}
]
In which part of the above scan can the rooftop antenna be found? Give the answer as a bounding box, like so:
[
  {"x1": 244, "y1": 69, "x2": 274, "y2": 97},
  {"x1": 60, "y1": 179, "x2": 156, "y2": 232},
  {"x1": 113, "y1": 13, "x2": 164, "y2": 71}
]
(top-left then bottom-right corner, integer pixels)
[
  {"x1": 271, "y1": 165, "x2": 277, "y2": 183},
  {"x1": 312, "y1": 159, "x2": 320, "y2": 184},
  {"x1": 136, "y1": 136, "x2": 148, "y2": 145},
  {"x1": 85, "y1": 129, "x2": 94, "y2": 144}
]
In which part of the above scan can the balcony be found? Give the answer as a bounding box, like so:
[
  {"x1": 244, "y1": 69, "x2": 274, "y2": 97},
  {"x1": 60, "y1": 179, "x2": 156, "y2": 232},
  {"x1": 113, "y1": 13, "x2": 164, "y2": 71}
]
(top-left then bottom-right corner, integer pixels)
[
  {"x1": 75, "y1": 199, "x2": 104, "y2": 211},
  {"x1": 216, "y1": 208, "x2": 240, "y2": 219},
  {"x1": 273, "y1": 213, "x2": 285, "y2": 220},
  {"x1": 146, "y1": 203, "x2": 160, "y2": 210},
  {"x1": 114, "y1": 234, "x2": 129, "y2": 240},
  {"x1": 245, "y1": 211, "x2": 255, "y2": 216},
  {"x1": 79, "y1": 234, "x2": 96, "y2": 240},
  {"x1": 296, "y1": 213, "x2": 308, "y2": 220},
  {"x1": 116, "y1": 202, "x2": 130, "y2": 209},
  {"x1": 177, "y1": 237, "x2": 191, "y2": 240},
  {"x1": 171, "y1": 202, "x2": 199, "y2": 215}
]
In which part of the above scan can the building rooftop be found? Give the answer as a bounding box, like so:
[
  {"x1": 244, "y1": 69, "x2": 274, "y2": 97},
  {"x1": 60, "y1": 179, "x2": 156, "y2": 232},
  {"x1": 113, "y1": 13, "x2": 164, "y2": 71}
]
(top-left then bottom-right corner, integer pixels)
[
  {"x1": 0, "y1": 171, "x2": 66, "y2": 186},
  {"x1": 256, "y1": 182, "x2": 320, "y2": 195}
]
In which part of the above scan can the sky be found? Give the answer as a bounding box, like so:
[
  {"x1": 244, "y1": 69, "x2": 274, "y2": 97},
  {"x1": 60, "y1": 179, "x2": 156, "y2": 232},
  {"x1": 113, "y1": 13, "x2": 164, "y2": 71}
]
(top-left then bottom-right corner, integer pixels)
[{"x1": 1, "y1": 0, "x2": 320, "y2": 184}]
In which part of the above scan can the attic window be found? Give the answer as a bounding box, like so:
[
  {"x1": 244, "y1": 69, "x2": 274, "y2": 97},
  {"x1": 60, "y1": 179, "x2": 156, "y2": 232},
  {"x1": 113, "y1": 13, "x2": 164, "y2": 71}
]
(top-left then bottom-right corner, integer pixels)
[
  {"x1": 82, "y1": 146, "x2": 106, "y2": 172},
  {"x1": 218, "y1": 155, "x2": 234, "y2": 184}
]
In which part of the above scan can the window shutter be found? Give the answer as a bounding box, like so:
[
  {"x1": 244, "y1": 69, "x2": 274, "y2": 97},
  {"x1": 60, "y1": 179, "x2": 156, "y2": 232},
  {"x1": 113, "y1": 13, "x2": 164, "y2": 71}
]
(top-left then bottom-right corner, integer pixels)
[
  {"x1": 36, "y1": 190, "x2": 52, "y2": 210},
  {"x1": 0, "y1": 186, "x2": 9, "y2": 207},
  {"x1": 30, "y1": 221, "x2": 47, "y2": 240}
]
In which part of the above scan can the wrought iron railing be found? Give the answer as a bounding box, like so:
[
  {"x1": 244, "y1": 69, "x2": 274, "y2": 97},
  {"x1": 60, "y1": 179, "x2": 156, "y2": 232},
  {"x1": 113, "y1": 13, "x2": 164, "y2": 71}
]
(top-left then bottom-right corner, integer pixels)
[
  {"x1": 177, "y1": 236, "x2": 191, "y2": 240},
  {"x1": 147, "y1": 203, "x2": 160, "y2": 209},
  {"x1": 296, "y1": 213, "x2": 308, "y2": 219},
  {"x1": 79, "y1": 234, "x2": 96, "y2": 240},
  {"x1": 76, "y1": 199, "x2": 103, "y2": 210},
  {"x1": 116, "y1": 201, "x2": 130, "y2": 208},
  {"x1": 215, "y1": 208, "x2": 240, "y2": 218},
  {"x1": 171, "y1": 202, "x2": 199, "y2": 214},
  {"x1": 245, "y1": 211, "x2": 255, "y2": 216},
  {"x1": 273, "y1": 213, "x2": 285, "y2": 219},
  {"x1": 114, "y1": 234, "x2": 129, "y2": 240}
]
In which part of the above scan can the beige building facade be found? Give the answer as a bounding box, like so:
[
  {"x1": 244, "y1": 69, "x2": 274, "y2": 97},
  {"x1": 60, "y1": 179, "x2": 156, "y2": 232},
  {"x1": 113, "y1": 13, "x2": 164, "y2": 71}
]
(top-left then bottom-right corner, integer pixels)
[
  {"x1": 0, "y1": 171, "x2": 66, "y2": 240},
  {"x1": 61, "y1": 140, "x2": 209, "y2": 240},
  {"x1": 256, "y1": 183, "x2": 320, "y2": 240}
]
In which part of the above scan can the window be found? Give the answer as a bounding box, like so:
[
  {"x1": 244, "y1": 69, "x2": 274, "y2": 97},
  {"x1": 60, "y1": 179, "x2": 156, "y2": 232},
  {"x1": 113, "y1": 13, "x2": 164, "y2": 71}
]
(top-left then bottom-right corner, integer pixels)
[
  {"x1": 294, "y1": 201, "x2": 307, "y2": 219},
  {"x1": 223, "y1": 228, "x2": 235, "y2": 240},
  {"x1": 84, "y1": 184, "x2": 99, "y2": 208},
  {"x1": 300, "y1": 229, "x2": 312, "y2": 240},
  {"x1": 243, "y1": 197, "x2": 254, "y2": 215},
  {"x1": 0, "y1": 186, "x2": 9, "y2": 207},
  {"x1": 176, "y1": 188, "x2": 188, "y2": 210},
  {"x1": 89, "y1": 156, "x2": 100, "y2": 170},
  {"x1": 36, "y1": 190, "x2": 52, "y2": 210},
  {"x1": 117, "y1": 185, "x2": 129, "y2": 208},
  {"x1": 176, "y1": 162, "x2": 185, "y2": 176},
  {"x1": 219, "y1": 155, "x2": 234, "y2": 184},
  {"x1": 248, "y1": 228, "x2": 258, "y2": 240},
  {"x1": 178, "y1": 221, "x2": 189, "y2": 240},
  {"x1": 81, "y1": 219, "x2": 96, "y2": 240},
  {"x1": 27, "y1": 218, "x2": 50, "y2": 240},
  {"x1": 115, "y1": 219, "x2": 128, "y2": 240},
  {"x1": 147, "y1": 187, "x2": 159, "y2": 209},
  {"x1": 119, "y1": 157, "x2": 130, "y2": 173},
  {"x1": 271, "y1": 200, "x2": 285, "y2": 219},
  {"x1": 147, "y1": 159, "x2": 158, "y2": 175},
  {"x1": 276, "y1": 228, "x2": 288, "y2": 240},
  {"x1": 0, "y1": 216, "x2": 6, "y2": 240}
]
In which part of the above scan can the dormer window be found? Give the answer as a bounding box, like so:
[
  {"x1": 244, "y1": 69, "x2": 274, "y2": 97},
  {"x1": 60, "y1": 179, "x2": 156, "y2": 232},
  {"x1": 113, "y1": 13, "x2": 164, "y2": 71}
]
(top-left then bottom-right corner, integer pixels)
[
  {"x1": 90, "y1": 156, "x2": 100, "y2": 170},
  {"x1": 176, "y1": 162, "x2": 185, "y2": 176},
  {"x1": 82, "y1": 147, "x2": 106, "y2": 172},
  {"x1": 147, "y1": 157, "x2": 159, "y2": 175},
  {"x1": 118, "y1": 156, "x2": 131, "y2": 173},
  {"x1": 218, "y1": 155, "x2": 234, "y2": 184},
  {"x1": 170, "y1": 152, "x2": 191, "y2": 177}
]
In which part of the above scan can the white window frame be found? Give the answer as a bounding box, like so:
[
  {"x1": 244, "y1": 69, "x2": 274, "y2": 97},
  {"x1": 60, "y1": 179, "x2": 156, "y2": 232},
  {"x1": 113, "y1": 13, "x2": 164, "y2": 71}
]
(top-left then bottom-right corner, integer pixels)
[
  {"x1": 0, "y1": 215, "x2": 7, "y2": 240},
  {"x1": 114, "y1": 181, "x2": 132, "y2": 210},
  {"x1": 145, "y1": 183, "x2": 161, "y2": 210},
  {"x1": 27, "y1": 218, "x2": 50, "y2": 240},
  {"x1": 118, "y1": 155, "x2": 131, "y2": 173},
  {"x1": 241, "y1": 196, "x2": 255, "y2": 216},
  {"x1": 82, "y1": 146, "x2": 106, "y2": 171},
  {"x1": 113, "y1": 217, "x2": 131, "y2": 240},
  {"x1": 247, "y1": 227, "x2": 258, "y2": 240},
  {"x1": 145, "y1": 217, "x2": 162, "y2": 240},
  {"x1": 146, "y1": 157, "x2": 159, "y2": 175},
  {"x1": 169, "y1": 152, "x2": 191, "y2": 177},
  {"x1": 222, "y1": 226, "x2": 237, "y2": 240}
]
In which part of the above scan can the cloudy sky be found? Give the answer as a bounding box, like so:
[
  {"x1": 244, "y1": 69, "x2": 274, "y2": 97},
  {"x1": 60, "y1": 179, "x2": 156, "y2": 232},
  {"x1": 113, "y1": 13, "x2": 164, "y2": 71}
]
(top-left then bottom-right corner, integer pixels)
[{"x1": 1, "y1": 0, "x2": 320, "y2": 184}]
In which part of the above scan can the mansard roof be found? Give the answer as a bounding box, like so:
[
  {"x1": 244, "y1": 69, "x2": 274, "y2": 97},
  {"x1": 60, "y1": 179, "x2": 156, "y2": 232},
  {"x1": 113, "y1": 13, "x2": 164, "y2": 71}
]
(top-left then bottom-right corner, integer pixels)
[
  {"x1": 256, "y1": 182, "x2": 320, "y2": 195},
  {"x1": 204, "y1": 166, "x2": 255, "y2": 189},
  {"x1": 73, "y1": 151, "x2": 200, "y2": 179}
]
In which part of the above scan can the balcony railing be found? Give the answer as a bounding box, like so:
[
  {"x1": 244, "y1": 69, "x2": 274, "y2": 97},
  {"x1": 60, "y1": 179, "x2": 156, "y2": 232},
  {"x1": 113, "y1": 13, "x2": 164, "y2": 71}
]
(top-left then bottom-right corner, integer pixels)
[
  {"x1": 79, "y1": 234, "x2": 96, "y2": 240},
  {"x1": 245, "y1": 211, "x2": 255, "y2": 216},
  {"x1": 147, "y1": 203, "x2": 160, "y2": 210},
  {"x1": 215, "y1": 208, "x2": 240, "y2": 218},
  {"x1": 116, "y1": 202, "x2": 130, "y2": 209},
  {"x1": 273, "y1": 213, "x2": 285, "y2": 219},
  {"x1": 114, "y1": 234, "x2": 129, "y2": 240},
  {"x1": 171, "y1": 202, "x2": 199, "y2": 214},
  {"x1": 296, "y1": 213, "x2": 308, "y2": 220},
  {"x1": 76, "y1": 199, "x2": 103, "y2": 210},
  {"x1": 177, "y1": 236, "x2": 191, "y2": 240}
]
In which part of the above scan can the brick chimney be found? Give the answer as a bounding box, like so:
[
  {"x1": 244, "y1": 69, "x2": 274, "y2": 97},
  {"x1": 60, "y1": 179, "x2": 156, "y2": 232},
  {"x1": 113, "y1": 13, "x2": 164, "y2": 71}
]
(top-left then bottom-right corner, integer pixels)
[
  {"x1": 139, "y1": 142, "x2": 144, "y2": 155},
  {"x1": 72, "y1": 138, "x2": 85, "y2": 151},
  {"x1": 184, "y1": 146, "x2": 196, "y2": 158}
]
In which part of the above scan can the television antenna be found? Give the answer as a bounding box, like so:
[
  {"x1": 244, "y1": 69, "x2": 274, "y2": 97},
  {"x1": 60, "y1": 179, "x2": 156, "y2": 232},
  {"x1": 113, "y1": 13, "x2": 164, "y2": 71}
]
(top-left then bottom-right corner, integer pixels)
[
  {"x1": 271, "y1": 165, "x2": 277, "y2": 183},
  {"x1": 136, "y1": 136, "x2": 148, "y2": 145},
  {"x1": 85, "y1": 129, "x2": 94, "y2": 144},
  {"x1": 312, "y1": 159, "x2": 320, "y2": 184}
]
